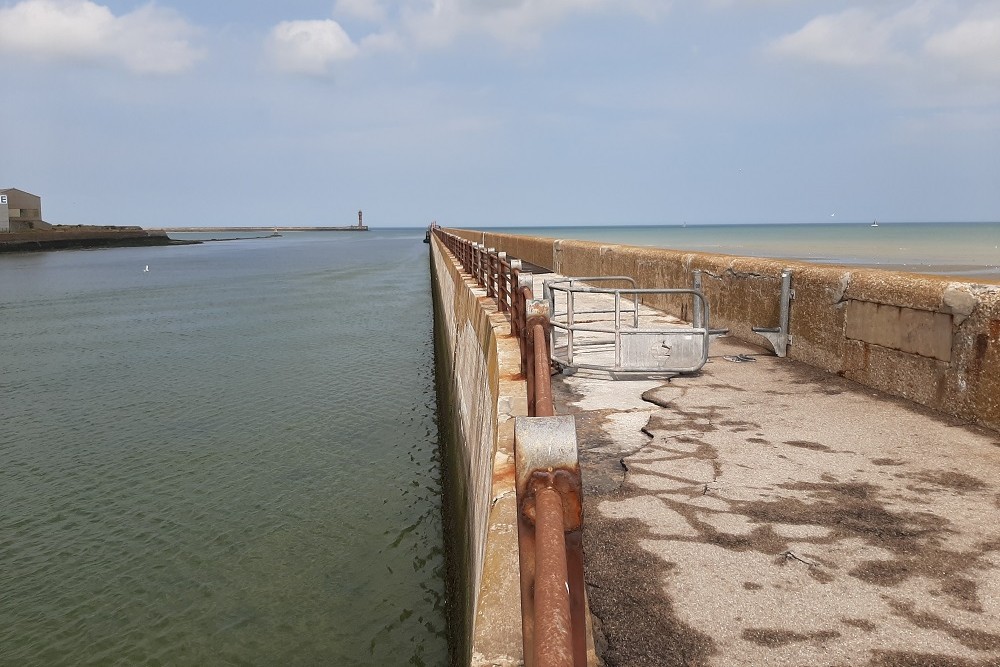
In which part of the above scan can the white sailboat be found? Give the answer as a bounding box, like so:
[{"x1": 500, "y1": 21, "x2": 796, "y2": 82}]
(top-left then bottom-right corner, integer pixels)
[{"x1": 871, "y1": 219, "x2": 879, "y2": 227}]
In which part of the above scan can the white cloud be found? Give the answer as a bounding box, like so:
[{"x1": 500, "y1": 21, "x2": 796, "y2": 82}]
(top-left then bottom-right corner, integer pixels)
[
  {"x1": 925, "y1": 16, "x2": 1000, "y2": 77},
  {"x1": 265, "y1": 19, "x2": 359, "y2": 75},
  {"x1": 359, "y1": 30, "x2": 402, "y2": 53},
  {"x1": 266, "y1": 0, "x2": 667, "y2": 69},
  {"x1": 401, "y1": 0, "x2": 669, "y2": 49},
  {"x1": 334, "y1": 0, "x2": 387, "y2": 23},
  {"x1": 765, "y1": 1, "x2": 1000, "y2": 97},
  {"x1": 0, "y1": 0, "x2": 202, "y2": 74},
  {"x1": 766, "y1": 7, "x2": 901, "y2": 67}
]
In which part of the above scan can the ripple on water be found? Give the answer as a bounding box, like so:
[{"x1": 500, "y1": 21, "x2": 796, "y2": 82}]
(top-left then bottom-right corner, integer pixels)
[{"x1": 0, "y1": 233, "x2": 447, "y2": 666}]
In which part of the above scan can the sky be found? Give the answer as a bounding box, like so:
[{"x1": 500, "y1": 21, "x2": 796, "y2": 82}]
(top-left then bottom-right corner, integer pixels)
[{"x1": 1, "y1": 0, "x2": 998, "y2": 228}]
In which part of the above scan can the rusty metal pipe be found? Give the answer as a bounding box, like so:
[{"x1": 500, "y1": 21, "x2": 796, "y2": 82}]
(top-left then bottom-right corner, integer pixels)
[
  {"x1": 533, "y1": 324, "x2": 554, "y2": 417},
  {"x1": 533, "y1": 485, "x2": 574, "y2": 667}
]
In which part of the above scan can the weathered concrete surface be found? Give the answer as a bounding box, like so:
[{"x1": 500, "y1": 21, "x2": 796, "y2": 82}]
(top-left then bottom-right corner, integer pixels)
[
  {"x1": 535, "y1": 269, "x2": 1000, "y2": 667},
  {"x1": 443, "y1": 228, "x2": 1000, "y2": 434},
  {"x1": 431, "y1": 235, "x2": 526, "y2": 666}
]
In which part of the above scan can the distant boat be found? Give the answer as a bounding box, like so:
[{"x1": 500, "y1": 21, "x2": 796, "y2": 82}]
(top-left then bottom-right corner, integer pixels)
[
  {"x1": 268, "y1": 227, "x2": 282, "y2": 237},
  {"x1": 871, "y1": 219, "x2": 879, "y2": 227},
  {"x1": 143, "y1": 265, "x2": 149, "y2": 272}
]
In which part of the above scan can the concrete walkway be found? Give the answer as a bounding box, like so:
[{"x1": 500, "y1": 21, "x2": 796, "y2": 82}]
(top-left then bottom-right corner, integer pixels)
[{"x1": 535, "y1": 273, "x2": 1000, "y2": 667}]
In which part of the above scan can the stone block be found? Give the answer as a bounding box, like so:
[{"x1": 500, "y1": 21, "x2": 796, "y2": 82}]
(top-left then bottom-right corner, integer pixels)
[{"x1": 845, "y1": 300, "x2": 953, "y2": 361}]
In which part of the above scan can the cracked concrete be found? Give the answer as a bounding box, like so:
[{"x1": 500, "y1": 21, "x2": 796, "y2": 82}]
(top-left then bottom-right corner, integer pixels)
[{"x1": 536, "y1": 273, "x2": 1000, "y2": 667}]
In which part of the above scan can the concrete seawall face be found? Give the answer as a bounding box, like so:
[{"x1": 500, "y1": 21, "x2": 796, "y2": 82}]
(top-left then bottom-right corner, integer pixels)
[
  {"x1": 446, "y1": 229, "x2": 1000, "y2": 433},
  {"x1": 430, "y1": 236, "x2": 525, "y2": 666}
]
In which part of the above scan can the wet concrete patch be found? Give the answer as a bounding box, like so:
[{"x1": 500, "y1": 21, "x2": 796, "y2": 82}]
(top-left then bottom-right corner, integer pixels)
[
  {"x1": 741, "y1": 627, "x2": 841, "y2": 647},
  {"x1": 887, "y1": 600, "x2": 1000, "y2": 651},
  {"x1": 583, "y1": 513, "x2": 715, "y2": 667},
  {"x1": 841, "y1": 618, "x2": 877, "y2": 632},
  {"x1": 908, "y1": 471, "x2": 988, "y2": 492},
  {"x1": 870, "y1": 651, "x2": 1000, "y2": 667},
  {"x1": 783, "y1": 440, "x2": 833, "y2": 452},
  {"x1": 873, "y1": 458, "x2": 907, "y2": 466}
]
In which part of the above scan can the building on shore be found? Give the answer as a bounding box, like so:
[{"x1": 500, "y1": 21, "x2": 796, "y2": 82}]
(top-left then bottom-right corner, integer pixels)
[{"x1": 1, "y1": 188, "x2": 51, "y2": 232}]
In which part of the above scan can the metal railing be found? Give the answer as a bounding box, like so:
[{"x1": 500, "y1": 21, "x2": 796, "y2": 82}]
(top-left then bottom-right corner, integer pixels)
[
  {"x1": 432, "y1": 228, "x2": 587, "y2": 667},
  {"x1": 544, "y1": 277, "x2": 711, "y2": 374}
]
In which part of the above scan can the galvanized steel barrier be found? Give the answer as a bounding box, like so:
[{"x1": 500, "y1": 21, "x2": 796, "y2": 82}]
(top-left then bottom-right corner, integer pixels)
[
  {"x1": 433, "y1": 228, "x2": 588, "y2": 667},
  {"x1": 544, "y1": 277, "x2": 712, "y2": 374}
]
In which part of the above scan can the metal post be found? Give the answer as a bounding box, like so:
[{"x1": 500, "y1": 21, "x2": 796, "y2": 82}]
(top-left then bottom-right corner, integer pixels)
[
  {"x1": 473, "y1": 244, "x2": 481, "y2": 285},
  {"x1": 692, "y1": 270, "x2": 704, "y2": 329},
  {"x1": 751, "y1": 269, "x2": 793, "y2": 357},
  {"x1": 566, "y1": 290, "x2": 575, "y2": 366},
  {"x1": 487, "y1": 249, "x2": 497, "y2": 298},
  {"x1": 497, "y1": 252, "x2": 508, "y2": 309},
  {"x1": 614, "y1": 291, "x2": 621, "y2": 369},
  {"x1": 779, "y1": 269, "x2": 791, "y2": 341},
  {"x1": 515, "y1": 273, "x2": 533, "y2": 341}
]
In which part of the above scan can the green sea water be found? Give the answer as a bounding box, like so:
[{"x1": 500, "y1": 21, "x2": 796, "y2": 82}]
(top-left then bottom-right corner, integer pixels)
[{"x1": 0, "y1": 230, "x2": 447, "y2": 666}]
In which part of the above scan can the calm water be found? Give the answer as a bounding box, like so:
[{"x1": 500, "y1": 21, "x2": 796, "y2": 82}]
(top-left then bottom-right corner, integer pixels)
[
  {"x1": 0, "y1": 230, "x2": 447, "y2": 666},
  {"x1": 482, "y1": 222, "x2": 1000, "y2": 280}
]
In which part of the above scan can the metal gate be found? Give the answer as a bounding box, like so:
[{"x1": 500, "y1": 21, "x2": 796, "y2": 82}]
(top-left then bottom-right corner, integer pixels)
[{"x1": 544, "y1": 277, "x2": 711, "y2": 374}]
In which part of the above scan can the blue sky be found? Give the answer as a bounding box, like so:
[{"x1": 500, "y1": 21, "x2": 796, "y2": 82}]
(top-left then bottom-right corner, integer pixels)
[{"x1": 1, "y1": 0, "x2": 998, "y2": 228}]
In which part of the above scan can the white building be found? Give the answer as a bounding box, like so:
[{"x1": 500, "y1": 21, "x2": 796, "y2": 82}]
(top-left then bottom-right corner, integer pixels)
[{"x1": 1, "y1": 188, "x2": 46, "y2": 232}]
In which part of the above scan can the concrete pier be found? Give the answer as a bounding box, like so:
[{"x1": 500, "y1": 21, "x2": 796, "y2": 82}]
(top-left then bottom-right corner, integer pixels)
[
  {"x1": 445, "y1": 229, "x2": 1000, "y2": 434},
  {"x1": 431, "y1": 230, "x2": 1000, "y2": 666},
  {"x1": 534, "y1": 271, "x2": 1000, "y2": 667}
]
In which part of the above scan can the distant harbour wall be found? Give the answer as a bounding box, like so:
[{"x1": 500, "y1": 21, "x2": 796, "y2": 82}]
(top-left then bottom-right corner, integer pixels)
[
  {"x1": 0, "y1": 228, "x2": 172, "y2": 252},
  {"x1": 445, "y1": 228, "x2": 1000, "y2": 433},
  {"x1": 430, "y1": 234, "x2": 524, "y2": 666},
  {"x1": 161, "y1": 226, "x2": 368, "y2": 232}
]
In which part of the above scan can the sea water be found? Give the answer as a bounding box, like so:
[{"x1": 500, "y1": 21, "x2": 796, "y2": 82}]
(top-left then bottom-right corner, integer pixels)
[
  {"x1": 0, "y1": 230, "x2": 447, "y2": 666},
  {"x1": 482, "y1": 222, "x2": 1000, "y2": 281}
]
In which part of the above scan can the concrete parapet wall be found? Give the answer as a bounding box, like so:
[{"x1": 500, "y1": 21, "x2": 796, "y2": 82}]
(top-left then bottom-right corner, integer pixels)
[
  {"x1": 444, "y1": 228, "x2": 1000, "y2": 432},
  {"x1": 431, "y1": 235, "x2": 526, "y2": 666}
]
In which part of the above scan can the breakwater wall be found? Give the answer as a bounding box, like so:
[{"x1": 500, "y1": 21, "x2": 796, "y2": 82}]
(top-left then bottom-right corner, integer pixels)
[
  {"x1": 162, "y1": 226, "x2": 368, "y2": 232},
  {"x1": 445, "y1": 228, "x2": 1000, "y2": 433},
  {"x1": 0, "y1": 228, "x2": 172, "y2": 252},
  {"x1": 431, "y1": 235, "x2": 525, "y2": 665}
]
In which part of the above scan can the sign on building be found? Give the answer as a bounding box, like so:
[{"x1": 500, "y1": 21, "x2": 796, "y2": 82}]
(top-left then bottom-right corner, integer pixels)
[{"x1": 1, "y1": 195, "x2": 7, "y2": 204}]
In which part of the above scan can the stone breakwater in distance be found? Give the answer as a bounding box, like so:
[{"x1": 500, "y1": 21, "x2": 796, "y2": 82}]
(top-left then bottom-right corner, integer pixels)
[
  {"x1": 161, "y1": 226, "x2": 368, "y2": 232},
  {"x1": 444, "y1": 228, "x2": 1000, "y2": 434},
  {"x1": 0, "y1": 228, "x2": 183, "y2": 252}
]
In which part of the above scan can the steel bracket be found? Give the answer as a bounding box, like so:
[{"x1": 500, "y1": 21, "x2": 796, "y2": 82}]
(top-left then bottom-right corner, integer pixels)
[{"x1": 752, "y1": 269, "x2": 793, "y2": 357}]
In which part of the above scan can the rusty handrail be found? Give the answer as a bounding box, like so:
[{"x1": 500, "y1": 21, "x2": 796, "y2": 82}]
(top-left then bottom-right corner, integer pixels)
[
  {"x1": 533, "y1": 485, "x2": 573, "y2": 666},
  {"x1": 515, "y1": 420, "x2": 587, "y2": 667},
  {"x1": 433, "y1": 229, "x2": 556, "y2": 418},
  {"x1": 432, "y1": 229, "x2": 585, "y2": 666}
]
